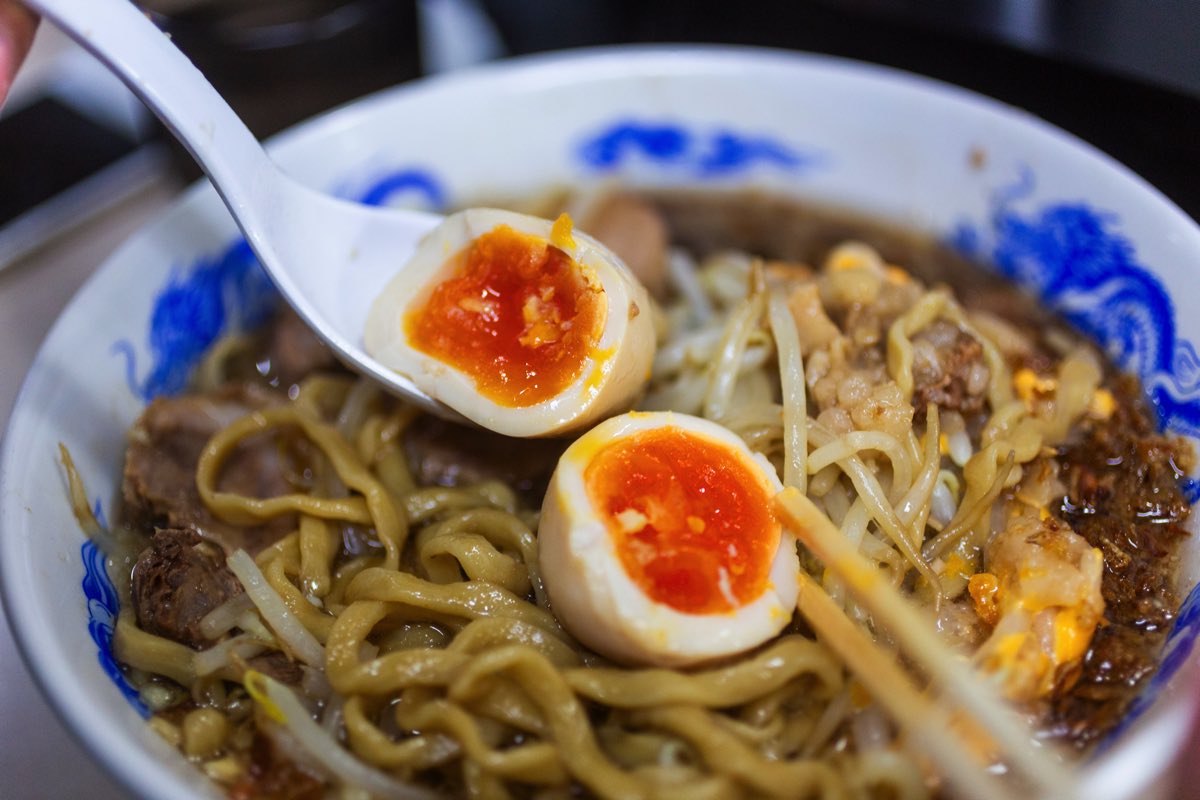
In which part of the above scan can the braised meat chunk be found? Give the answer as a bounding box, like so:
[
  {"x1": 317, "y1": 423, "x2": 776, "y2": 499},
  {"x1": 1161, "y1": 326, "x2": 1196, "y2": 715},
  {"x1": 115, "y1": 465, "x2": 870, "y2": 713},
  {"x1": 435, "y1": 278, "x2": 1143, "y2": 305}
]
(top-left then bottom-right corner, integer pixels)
[
  {"x1": 122, "y1": 383, "x2": 293, "y2": 552},
  {"x1": 405, "y1": 415, "x2": 566, "y2": 499},
  {"x1": 910, "y1": 320, "x2": 990, "y2": 415},
  {"x1": 263, "y1": 308, "x2": 340, "y2": 388},
  {"x1": 577, "y1": 192, "x2": 670, "y2": 298},
  {"x1": 131, "y1": 528, "x2": 243, "y2": 649},
  {"x1": 245, "y1": 651, "x2": 304, "y2": 686},
  {"x1": 229, "y1": 730, "x2": 324, "y2": 800}
]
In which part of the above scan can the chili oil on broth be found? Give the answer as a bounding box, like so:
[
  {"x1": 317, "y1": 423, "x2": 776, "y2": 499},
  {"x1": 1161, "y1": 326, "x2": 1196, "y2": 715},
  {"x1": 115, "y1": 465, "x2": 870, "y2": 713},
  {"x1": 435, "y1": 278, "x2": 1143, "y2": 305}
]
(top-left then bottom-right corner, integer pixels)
[{"x1": 81, "y1": 189, "x2": 1192, "y2": 799}]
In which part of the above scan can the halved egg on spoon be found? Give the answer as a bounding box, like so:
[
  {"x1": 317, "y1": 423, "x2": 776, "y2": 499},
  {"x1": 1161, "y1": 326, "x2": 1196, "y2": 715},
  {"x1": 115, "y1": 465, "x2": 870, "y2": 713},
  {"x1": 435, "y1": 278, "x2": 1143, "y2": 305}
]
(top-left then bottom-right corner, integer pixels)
[
  {"x1": 539, "y1": 411, "x2": 800, "y2": 667},
  {"x1": 365, "y1": 209, "x2": 654, "y2": 437}
]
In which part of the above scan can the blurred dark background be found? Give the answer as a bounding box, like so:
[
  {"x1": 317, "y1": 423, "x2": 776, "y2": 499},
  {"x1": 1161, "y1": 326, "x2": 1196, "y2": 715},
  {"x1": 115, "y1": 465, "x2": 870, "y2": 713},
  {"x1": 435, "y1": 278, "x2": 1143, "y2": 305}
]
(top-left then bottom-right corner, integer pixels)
[{"x1": 3, "y1": 0, "x2": 1198, "y2": 265}]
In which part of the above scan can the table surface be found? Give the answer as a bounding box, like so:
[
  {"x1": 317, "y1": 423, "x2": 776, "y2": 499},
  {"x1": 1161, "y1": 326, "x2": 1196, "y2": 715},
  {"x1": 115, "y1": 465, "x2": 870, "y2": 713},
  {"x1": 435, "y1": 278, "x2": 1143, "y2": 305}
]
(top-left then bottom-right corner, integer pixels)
[{"x1": 0, "y1": 178, "x2": 180, "y2": 800}]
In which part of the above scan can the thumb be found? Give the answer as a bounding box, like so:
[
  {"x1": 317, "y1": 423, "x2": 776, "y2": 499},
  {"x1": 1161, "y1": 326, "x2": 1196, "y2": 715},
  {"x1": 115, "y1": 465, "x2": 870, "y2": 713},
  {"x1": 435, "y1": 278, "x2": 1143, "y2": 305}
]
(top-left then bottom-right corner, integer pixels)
[{"x1": 0, "y1": 2, "x2": 39, "y2": 110}]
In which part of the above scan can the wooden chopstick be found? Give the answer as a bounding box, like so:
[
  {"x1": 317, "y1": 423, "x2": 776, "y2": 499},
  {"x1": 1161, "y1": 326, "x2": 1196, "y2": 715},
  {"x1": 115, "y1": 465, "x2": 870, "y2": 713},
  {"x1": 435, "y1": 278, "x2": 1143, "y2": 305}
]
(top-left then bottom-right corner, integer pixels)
[
  {"x1": 796, "y1": 570, "x2": 1014, "y2": 800},
  {"x1": 775, "y1": 487, "x2": 1076, "y2": 800}
]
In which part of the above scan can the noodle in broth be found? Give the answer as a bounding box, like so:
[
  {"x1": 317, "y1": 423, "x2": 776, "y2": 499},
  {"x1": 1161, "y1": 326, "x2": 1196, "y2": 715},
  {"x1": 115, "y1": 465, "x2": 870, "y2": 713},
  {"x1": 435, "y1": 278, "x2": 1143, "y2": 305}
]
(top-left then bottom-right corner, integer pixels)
[{"x1": 68, "y1": 192, "x2": 1193, "y2": 799}]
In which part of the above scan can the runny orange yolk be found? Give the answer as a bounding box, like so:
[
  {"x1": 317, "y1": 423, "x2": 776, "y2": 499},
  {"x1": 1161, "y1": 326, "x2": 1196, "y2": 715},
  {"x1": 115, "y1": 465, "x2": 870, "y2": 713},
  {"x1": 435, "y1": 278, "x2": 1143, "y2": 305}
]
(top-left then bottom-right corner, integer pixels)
[
  {"x1": 583, "y1": 427, "x2": 779, "y2": 614},
  {"x1": 404, "y1": 222, "x2": 604, "y2": 408}
]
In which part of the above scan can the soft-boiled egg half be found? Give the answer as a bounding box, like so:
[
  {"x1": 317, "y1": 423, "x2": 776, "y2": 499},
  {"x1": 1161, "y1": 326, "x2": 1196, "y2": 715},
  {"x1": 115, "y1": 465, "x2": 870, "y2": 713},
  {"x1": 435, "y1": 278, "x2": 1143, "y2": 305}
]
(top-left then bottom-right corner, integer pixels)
[
  {"x1": 365, "y1": 209, "x2": 655, "y2": 437},
  {"x1": 539, "y1": 411, "x2": 800, "y2": 667}
]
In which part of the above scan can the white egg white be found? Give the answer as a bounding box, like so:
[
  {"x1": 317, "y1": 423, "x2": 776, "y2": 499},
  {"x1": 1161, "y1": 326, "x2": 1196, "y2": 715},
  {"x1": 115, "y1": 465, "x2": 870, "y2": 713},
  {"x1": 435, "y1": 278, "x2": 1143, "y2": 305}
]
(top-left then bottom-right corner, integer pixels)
[
  {"x1": 539, "y1": 411, "x2": 800, "y2": 667},
  {"x1": 364, "y1": 208, "x2": 655, "y2": 437}
]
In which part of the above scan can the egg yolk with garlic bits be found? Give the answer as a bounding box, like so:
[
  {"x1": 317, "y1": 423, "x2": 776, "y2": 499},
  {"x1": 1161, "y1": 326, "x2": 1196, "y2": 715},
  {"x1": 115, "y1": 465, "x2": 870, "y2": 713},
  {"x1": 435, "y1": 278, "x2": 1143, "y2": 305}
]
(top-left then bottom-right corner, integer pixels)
[
  {"x1": 404, "y1": 220, "x2": 605, "y2": 408},
  {"x1": 585, "y1": 427, "x2": 779, "y2": 614}
]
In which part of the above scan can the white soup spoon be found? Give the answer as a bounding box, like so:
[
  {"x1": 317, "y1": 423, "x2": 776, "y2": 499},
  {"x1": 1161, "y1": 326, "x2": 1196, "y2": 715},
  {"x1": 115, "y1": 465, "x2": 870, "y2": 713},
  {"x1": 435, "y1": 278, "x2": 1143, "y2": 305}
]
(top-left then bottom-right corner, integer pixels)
[{"x1": 26, "y1": 0, "x2": 653, "y2": 436}]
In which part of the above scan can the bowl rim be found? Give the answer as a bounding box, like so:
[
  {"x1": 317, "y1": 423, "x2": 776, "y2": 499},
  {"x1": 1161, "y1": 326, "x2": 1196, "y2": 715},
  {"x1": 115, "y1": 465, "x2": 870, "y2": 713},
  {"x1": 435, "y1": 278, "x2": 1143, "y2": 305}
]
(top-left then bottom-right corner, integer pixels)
[{"x1": 4, "y1": 43, "x2": 1200, "y2": 800}]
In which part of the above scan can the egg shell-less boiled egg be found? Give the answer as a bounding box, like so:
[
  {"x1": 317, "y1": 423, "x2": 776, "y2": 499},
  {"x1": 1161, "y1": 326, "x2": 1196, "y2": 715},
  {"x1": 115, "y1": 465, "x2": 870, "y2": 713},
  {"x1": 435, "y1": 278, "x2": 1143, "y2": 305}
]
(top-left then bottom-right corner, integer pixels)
[
  {"x1": 539, "y1": 411, "x2": 800, "y2": 667},
  {"x1": 364, "y1": 208, "x2": 655, "y2": 438}
]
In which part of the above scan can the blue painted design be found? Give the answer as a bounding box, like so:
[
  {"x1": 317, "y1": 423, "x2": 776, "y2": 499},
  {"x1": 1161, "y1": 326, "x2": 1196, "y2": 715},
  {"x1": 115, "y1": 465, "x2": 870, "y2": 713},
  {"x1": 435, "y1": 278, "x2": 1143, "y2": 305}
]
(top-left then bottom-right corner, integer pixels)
[
  {"x1": 115, "y1": 239, "x2": 278, "y2": 400},
  {"x1": 953, "y1": 171, "x2": 1200, "y2": 754},
  {"x1": 580, "y1": 122, "x2": 690, "y2": 169},
  {"x1": 115, "y1": 164, "x2": 451, "y2": 403},
  {"x1": 1182, "y1": 477, "x2": 1200, "y2": 506},
  {"x1": 111, "y1": 340, "x2": 140, "y2": 399},
  {"x1": 577, "y1": 120, "x2": 821, "y2": 178},
  {"x1": 1097, "y1": 582, "x2": 1200, "y2": 752},
  {"x1": 697, "y1": 131, "x2": 810, "y2": 176},
  {"x1": 95, "y1": 163, "x2": 447, "y2": 693},
  {"x1": 81, "y1": 528, "x2": 148, "y2": 716},
  {"x1": 92, "y1": 498, "x2": 108, "y2": 528},
  {"x1": 355, "y1": 168, "x2": 446, "y2": 209},
  {"x1": 951, "y1": 172, "x2": 1200, "y2": 437},
  {"x1": 947, "y1": 221, "x2": 980, "y2": 259}
]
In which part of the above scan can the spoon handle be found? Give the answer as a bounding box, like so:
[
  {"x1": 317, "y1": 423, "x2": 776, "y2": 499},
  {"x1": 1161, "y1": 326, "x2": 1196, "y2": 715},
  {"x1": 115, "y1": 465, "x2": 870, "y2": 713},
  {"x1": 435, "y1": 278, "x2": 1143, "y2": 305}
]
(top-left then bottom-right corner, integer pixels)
[{"x1": 25, "y1": 0, "x2": 280, "y2": 241}]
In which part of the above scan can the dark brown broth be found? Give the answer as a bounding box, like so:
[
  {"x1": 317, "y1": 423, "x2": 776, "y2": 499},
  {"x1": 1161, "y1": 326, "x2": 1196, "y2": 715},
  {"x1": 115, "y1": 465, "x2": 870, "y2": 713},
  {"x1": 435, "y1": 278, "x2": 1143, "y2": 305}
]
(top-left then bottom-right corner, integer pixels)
[
  {"x1": 164, "y1": 189, "x2": 1194, "y2": 761},
  {"x1": 1053, "y1": 376, "x2": 1192, "y2": 748},
  {"x1": 645, "y1": 189, "x2": 1192, "y2": 749}
]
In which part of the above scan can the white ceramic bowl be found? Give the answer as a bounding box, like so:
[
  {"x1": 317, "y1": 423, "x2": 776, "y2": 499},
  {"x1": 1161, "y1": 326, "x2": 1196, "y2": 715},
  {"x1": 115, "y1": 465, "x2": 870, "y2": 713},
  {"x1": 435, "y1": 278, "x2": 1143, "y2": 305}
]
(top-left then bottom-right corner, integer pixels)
[{"x1": 4, "y1": 47, "x2": 1200, "y2": 800}]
